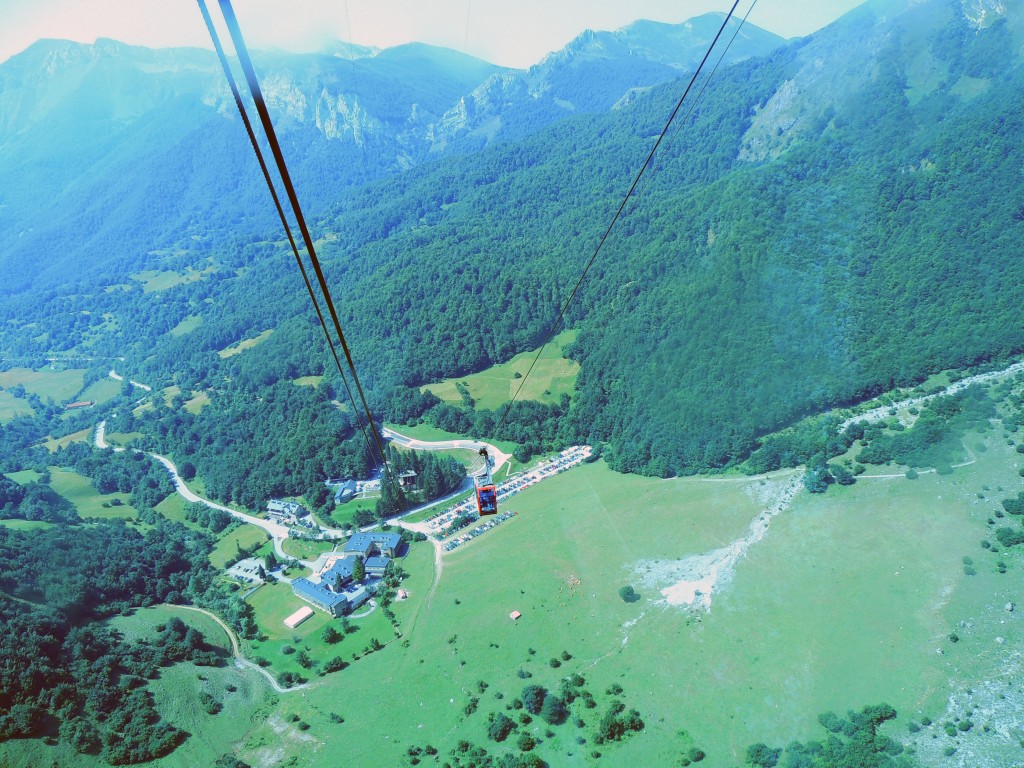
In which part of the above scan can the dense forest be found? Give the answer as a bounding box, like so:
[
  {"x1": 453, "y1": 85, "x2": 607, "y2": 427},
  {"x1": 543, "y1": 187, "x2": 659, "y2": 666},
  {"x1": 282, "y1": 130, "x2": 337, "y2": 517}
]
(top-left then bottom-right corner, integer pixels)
[
  {"x1": 2, "y1": 3, "x2": 1023, "y2": 491},
  {"x1": 0, "y1": 521, "x2": 245, "y2": 764}
]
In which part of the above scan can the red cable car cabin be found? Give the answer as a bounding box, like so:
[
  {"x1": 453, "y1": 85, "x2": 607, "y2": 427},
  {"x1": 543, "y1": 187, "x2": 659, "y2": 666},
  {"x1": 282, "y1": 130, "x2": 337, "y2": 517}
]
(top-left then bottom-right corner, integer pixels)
[{"x1": 476, "y1": 483, "x2": 498, "y2": 515}]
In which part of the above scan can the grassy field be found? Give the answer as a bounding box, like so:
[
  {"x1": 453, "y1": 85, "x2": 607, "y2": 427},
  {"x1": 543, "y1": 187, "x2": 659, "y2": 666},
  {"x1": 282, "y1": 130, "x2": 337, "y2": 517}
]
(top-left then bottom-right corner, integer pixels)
[
  {"x1": 0, "y1": 519, "x2": 53, "y2": 531},
  {"x1": 48, "y1": 467, "x2": 137, "y2": 519},
  {"x1": 203, "y1": 435, "x2": 1021, "y2": 768},
  {"x1": 218, "y1": 329, "x2": 273, "y2": 358},
  {"x1": 210, "y1": 525, "x2": 270, "y2": 569},
  {"x1": 154, "y1": 493, "x2": 207, "y2": 532},
  {"x1": 169, "y1": 314, "x2": 202, "y2": 337},
  {"x1": 0, "y1": 367, "x2": 86, "y2": 401},
  {"x1": 131, "y1": 267, "x2": 212, "y2": 293},
  {"x1": 78, "y1": 376, "x2": 122, "y2": 405},
  {"x1": 184, "y1": 391, "x2": 211, "y2": 414},
  {"x1": 0, "y1": 389, "x2": 34, "y2": 422},
  {"x1": 281, "y1": 538, "x2": 337, "y2": 560},
  {"x1": 103, "y1": 430, "x2": 145, "y2": 447},
  {"x1": 292, "y1": 375, "x2": 324, "y2": 387},
  {"x1": 5, "y1": 469, "x2": 41, "y2": 484},
  {"x1": 40, "y1": 427, "x2": 93, "y2": 452},
  {"x1": 106, "y1": 605, "x2": 232, "y2": 652},
  {"x1": 422, "y1": 329, "x2": 579, "y2": 410},
  {"x1": 5, "y1": 404, "x2": 1023, "y2": 768}
]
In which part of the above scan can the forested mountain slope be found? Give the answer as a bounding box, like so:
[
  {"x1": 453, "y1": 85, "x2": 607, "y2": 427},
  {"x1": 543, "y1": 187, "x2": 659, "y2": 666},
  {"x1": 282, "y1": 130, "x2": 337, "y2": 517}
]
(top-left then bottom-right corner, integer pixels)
[{"x1": 2, "y1": 0, "x2": 1023, "y2": 482}]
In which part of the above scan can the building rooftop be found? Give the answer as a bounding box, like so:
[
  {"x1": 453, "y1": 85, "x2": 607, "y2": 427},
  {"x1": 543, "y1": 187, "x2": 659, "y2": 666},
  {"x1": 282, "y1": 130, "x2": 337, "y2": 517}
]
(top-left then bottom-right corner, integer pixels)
[
  {"x1": 293, "y1": 577, "x2": 349, "y2": 609},
  {"x1": 343, "y1": 531, "x2": 402, "y2": 554},
  {"x1": 321, "y1": 558, "x2": 355, "y2": 585},
  {"x1": 365, "y1": 556, "x2": 391, "y2": 570}
]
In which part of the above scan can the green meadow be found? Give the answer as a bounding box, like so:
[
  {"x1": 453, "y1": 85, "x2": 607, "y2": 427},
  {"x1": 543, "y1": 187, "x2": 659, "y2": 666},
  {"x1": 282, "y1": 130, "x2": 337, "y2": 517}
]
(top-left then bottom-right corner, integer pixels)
[
  {"x1": 78, "y1": 376, "x2": 122, "y2": 405},
  {"x1": 210, "y1": 525, "x2": 270, "y2": 569},
  {"x1": 218, "y1": 329, "x2": 273, "y2": 358},
  {"x1": 422, "y1": 329, "x2": 579, "y2": 410},
  {"x1": 0, "y1": 367, "x2": 86, "y2": 401},
  {"x1": 4, "y1": 407, "x2": 1021, "y2": 768},
  {"x1": 48, "y1": 467, "x2": 137, "y2": 519},
  {"x1": 0, "y1": 389, "x2": 34, "y2": 422},
  {"x1": 205, "y1": 433, "x2": 1019, "y2": 768}
]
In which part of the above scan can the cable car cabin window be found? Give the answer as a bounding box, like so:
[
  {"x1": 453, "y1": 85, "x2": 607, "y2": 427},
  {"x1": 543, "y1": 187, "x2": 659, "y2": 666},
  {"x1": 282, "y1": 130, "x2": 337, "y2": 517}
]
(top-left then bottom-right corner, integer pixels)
[{"x1": 476, "y1": 484, "x2": 498, "y2": 515}]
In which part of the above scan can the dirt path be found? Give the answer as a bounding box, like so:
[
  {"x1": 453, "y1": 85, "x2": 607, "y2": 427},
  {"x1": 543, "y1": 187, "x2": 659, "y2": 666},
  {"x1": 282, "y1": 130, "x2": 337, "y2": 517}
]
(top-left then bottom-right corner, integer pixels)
[
  {"x1": 839, "y1": 358, "x2": 1024, "y2": 432},
  {"x1": 175, "y1": 604, "x2": 308, "y2": 693}
]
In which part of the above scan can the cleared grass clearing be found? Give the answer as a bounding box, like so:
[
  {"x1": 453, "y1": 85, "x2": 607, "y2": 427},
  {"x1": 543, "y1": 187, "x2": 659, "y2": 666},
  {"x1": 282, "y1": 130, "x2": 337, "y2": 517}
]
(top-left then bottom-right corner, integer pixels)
[
  {"x1": 422, "y1": 329, "x2": 579, "y2": 410},
  {"x1": 0, "y1": 367, "x2": 86, "y2": 401},
  {"x1": 184, "y1": 391, "x2": 211, "y2": 414},
  {"x1": 4, "y1": 469, "x2": 41, "y2": 485},
  {"x1": 40, "y1": 427, "x2": 93, "y2": 452},
  {"x1": 0, "y1": 390, "x2": 34, "y2": 422},
  {"x1": 169, "y1": 315, "x2": 202, "y2": 336},
  {"x1": 106, "y1": 605, "x2": 232, "y2": 652},
  {"x1": 218, "y1": 329, "x2": 273, "y2": 358},
  {"x1": 154, "y1": 493, "x2": 207, "y2": 532},
  {"x1": 131, "y1": 267, "x2": 212, "y2": 293},
  {"x1": 78, "y1": 376, "x2": 121, "y2": 405},
  {"x1": 210, "y1": 525, "x2": 269, "y2": 569},
  {"x1": 292, "y1": 375, "x2": 323, "y2": 387},
  {"x1": 103, "y1": 430, "x2": 144, "y2": 447},
  {"x1": 47, "y1": 467, "x2": 137, "y2": 519},
  {"x1": 0, "y1": 519, "x2": 53, "y2": 531}
]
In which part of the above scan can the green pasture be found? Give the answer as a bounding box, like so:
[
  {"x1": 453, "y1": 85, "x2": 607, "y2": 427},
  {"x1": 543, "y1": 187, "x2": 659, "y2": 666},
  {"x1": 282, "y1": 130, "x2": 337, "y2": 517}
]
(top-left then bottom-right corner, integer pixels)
[
  {"x1": 131, "y1": 267, "x2": 211, "y2": 293},
  {"x1": 292, "y1": 375, "x2": 323, "y2": 387},
  {"x1": 78, "y1": 376, "x2": 121, "y2": 405},
  {"x1": 154, "y1": 493, "x2": 207, "y2": 532},
  {"x1": 106, "y1": 605, "x2": 232, "y2": 653},
  {"x1": 4, "y1": 469, "x2": 41, "y2": 485},
  {"x1": 0, "y1": 367, "x2": 86, "y2": 401},
  {"x1": 48, "y1": 467, "x2": 137, "y2": 519},
  {"x1": 184, "y1": 390, "x2": 211, "y2": 414},
  {"x1": 218, "y1": 329, "x2": 273, "y2": 359},
  {"x1": 169, "y1": 315, "x2": 202, "y2": 337},
  {"x1": 219, "y1": 441, "x2": 1024, "y2": 768},
  {"x1": 422, "y1": 329, "x2": 579, "y2": 410},
  {"x1": 0, "y1": 519, "x2": 53, "y2": 531},
  {"x1": 281, "y1": 537, "x2": 336, "y2": 560},
  {"x1": 40, "y1": 427, "x2": 93, "y2": 452},
  {"x1": 210, "y1": 525, "x2": 270, "y2": 569},
  {"x1": 0, "y1": 389, "x2": 34, "y2": 422},
  {"x1": 103, "y1": 430, "x2": 145, "y2": 447}
]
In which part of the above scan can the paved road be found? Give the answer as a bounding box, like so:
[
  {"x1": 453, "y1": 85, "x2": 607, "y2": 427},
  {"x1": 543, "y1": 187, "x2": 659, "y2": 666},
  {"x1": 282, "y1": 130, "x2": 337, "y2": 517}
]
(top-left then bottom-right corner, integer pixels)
[
  {"x1": 381, "y1": 426, "x2": 512, "y2": 477},
  {"x1": 148, "y1": 452, "x2": 291, "y2": 541},
  {"x1": 108, "y1": 369, "x2": 152, "y2": 391}
]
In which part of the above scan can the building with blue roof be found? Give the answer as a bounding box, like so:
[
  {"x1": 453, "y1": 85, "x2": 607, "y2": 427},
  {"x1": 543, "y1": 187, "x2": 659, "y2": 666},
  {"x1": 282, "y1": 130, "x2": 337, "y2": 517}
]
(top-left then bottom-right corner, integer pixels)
[{"x1": 343, "y1": 531, "x2": 402, "y2": 559}]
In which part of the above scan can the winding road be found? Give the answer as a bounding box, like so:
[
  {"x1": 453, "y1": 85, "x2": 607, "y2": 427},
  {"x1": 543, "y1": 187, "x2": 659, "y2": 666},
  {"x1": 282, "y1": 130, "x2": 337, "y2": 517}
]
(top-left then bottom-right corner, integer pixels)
[{"x1": 96, "y1": 420, "x2": 293, "y2": 559}]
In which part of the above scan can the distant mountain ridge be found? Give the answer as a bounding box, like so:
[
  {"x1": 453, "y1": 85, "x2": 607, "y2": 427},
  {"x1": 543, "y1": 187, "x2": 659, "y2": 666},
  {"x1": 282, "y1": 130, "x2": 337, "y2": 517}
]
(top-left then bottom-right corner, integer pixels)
[
  {"x1": 429, "y1": 13, "x2": 786, "y2": 150},
  {"x1": 0, "y1": 14, "x2": 786, "y2": 290}
]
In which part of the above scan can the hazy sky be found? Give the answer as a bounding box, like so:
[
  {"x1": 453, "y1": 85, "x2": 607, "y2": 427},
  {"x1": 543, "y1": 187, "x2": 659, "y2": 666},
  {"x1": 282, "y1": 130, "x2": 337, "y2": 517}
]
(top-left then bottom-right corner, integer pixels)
[{"x1": 0, "y1": 0, "x2": 865, "y2": 67}]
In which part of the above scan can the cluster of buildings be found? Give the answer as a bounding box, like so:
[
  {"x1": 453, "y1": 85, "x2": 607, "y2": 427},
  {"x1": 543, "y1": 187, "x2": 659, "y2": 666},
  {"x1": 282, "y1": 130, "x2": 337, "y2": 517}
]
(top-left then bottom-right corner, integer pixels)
[{"x1": 290, "y1": 531, "x2": 403, "y2": 617}]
